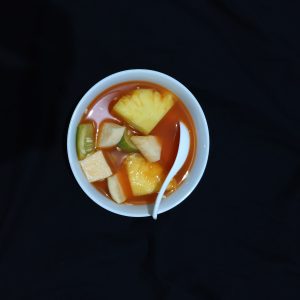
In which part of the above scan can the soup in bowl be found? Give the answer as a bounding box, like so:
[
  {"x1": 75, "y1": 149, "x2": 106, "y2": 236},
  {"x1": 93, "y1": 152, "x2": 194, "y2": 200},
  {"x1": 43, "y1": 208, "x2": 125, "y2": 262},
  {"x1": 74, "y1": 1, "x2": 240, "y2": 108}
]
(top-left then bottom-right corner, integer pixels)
[{"x1": 67, "y1": 69, "x2": 209, "y2": 217}]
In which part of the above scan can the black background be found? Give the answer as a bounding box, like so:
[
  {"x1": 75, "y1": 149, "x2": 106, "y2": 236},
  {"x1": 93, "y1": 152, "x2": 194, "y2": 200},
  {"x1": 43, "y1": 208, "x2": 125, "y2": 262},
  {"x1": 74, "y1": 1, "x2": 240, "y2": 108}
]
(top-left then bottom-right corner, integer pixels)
[{"x1": 1, "y1": 0, "x2": 300, "y2": 299}]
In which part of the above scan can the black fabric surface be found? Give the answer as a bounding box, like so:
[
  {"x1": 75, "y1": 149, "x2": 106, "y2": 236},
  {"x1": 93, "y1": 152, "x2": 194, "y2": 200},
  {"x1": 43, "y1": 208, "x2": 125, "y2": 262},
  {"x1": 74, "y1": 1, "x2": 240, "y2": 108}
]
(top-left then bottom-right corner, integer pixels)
[{"x1": 1, "y1": 0, "x2": 300, "y2": 299}]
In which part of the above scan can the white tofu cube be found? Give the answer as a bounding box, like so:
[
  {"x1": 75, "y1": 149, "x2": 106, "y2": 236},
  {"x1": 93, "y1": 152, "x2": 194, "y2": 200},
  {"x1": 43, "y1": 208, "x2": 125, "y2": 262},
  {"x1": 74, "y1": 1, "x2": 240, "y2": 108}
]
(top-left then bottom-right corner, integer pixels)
[{"x1": 80, "y1": 150, "x2": 112, "y2": 182}]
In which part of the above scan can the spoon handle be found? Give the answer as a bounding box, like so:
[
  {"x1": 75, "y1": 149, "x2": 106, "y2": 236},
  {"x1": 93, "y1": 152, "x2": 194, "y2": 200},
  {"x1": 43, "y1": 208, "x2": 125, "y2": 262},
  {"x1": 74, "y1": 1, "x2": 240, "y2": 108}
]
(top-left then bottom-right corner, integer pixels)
[
  {"x1": 152, "y1": 122, "x2": 190, "y2": 220},
  {"x1": 152, "y1": 172, "x2": 174, "y2": 220}
]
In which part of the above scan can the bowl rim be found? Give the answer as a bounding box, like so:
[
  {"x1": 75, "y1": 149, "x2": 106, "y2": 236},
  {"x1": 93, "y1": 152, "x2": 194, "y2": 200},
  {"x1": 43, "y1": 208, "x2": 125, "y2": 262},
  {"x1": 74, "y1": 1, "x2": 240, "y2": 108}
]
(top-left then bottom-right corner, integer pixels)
[{"x1": 67, "y1": 69, "x2": 210, "y2": 217}]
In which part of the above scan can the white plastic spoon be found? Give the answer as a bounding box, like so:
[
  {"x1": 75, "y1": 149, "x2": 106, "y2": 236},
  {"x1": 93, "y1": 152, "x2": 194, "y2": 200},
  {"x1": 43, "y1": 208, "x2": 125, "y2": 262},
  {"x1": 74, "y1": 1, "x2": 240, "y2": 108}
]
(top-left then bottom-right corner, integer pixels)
[{"x1": 152, "y1": 122, "x2": 190, "y2": 220}]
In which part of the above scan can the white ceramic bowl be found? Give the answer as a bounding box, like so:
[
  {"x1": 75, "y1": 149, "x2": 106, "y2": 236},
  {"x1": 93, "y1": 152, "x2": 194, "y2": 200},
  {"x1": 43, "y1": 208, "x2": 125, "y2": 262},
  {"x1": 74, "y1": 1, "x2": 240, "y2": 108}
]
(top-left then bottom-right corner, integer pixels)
[{"x1": 67, "y1": 69, "x2": 209, "y2": 217}]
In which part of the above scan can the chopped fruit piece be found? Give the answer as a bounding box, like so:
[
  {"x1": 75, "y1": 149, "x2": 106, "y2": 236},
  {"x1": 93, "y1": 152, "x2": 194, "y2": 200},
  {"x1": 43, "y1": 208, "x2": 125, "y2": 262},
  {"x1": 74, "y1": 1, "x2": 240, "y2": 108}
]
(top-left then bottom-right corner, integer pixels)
[
  {"x1": 106, "y1": 149, "x2": 127, "y2": 171},
  {"x1": 108, "y1": 174, "x2": 126, "y2": 203},
  {"x1": 125, "y1": 153, "x2": 164, "y2": 196},
  {"x1": 98, "y1": 122, "x2": 125, "y2": 148},
  {"x1": 76, "y1": 123, "x2": 95, "y2": 160},
  {"x1": 112, "y1": 89, "x2": 175, "y2": 134},
  {"x1": 131, "y1": 135, "x2": 161, "y2": 162},
  {"x1": 117, "y1": 129, "x2": 138, "y2": 153},
  {"x1": 166, "y1": 178, "x2": 177, "y2": 192},
  {"x1": 80, "y1": 150, "x2": 112, "y2": 182}
]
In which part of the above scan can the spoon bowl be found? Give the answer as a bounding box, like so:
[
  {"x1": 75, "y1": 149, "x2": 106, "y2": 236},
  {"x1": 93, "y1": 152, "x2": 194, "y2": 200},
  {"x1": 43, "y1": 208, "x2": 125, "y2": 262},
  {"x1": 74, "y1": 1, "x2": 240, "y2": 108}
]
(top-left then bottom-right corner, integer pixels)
[{"x1": 152, "y1": 122, "x2": 190, "y2": 219}]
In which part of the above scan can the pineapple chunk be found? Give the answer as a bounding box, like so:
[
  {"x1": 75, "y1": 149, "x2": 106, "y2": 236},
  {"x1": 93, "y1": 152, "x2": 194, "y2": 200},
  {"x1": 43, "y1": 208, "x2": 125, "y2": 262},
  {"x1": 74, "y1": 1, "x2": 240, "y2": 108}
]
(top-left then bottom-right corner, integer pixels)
[
  {"x1": 125, "y1": 154, "x2": 164, "y2": 196},
  {"x1": 108, "y1": 174, "x2": 126, "y2": 204},
  {"x1": 80, "y1": 150, "x2": 112, "y2": 182},
  {"x1": 130, "y1": 135, "x2": 161, "y2": 162},
  {"x1": 98, "y1": 122, "x2": 125, "y2": 148},
  {"x1": 112, "y1": 89, "x2": 175, "y2": 134}
]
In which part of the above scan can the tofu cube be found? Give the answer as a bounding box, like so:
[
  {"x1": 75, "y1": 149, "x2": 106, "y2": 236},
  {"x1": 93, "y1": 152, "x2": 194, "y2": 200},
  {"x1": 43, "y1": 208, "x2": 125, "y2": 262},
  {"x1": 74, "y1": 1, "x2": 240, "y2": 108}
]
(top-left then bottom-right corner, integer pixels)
[{"x1": 80, "y1": 150, "x2": 112, "y2": 182}]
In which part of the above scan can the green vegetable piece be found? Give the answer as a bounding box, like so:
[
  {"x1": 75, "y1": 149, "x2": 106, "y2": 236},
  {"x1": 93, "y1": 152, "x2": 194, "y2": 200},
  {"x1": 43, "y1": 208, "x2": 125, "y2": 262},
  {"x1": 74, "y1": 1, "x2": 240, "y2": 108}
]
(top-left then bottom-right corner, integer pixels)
[
  {"x1": 118, "y1": 129, "x2": 138, "y2": 153},
  {"x1": 76, "y1": 123, "x2": 95, "y2": 160}
]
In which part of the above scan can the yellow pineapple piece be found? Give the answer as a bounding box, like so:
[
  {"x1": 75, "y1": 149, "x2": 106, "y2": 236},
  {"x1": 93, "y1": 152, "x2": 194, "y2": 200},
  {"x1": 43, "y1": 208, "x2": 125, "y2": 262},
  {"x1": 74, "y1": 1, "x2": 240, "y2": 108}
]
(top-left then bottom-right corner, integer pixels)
[
  {"x1": 112, "y1": 89, "x2": 175, "y2": 134},
  {"x1": 125, "y1": 153, "x2": 164, "y2": 196}
]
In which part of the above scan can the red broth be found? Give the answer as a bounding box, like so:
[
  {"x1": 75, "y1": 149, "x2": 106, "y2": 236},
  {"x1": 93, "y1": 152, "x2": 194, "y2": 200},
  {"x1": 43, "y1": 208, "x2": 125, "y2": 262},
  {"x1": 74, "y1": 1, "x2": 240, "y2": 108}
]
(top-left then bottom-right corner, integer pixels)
[{"x1": 80, "y1": 81, "x2": 196, "y2": 205}]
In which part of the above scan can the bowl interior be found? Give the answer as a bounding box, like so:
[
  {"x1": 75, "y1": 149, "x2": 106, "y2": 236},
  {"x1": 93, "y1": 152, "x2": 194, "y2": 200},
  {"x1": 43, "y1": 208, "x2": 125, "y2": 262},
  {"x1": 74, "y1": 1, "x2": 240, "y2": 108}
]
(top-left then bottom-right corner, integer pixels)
[{"x1": 67, "y1": 69, "x2": 209, "y2": 217}]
